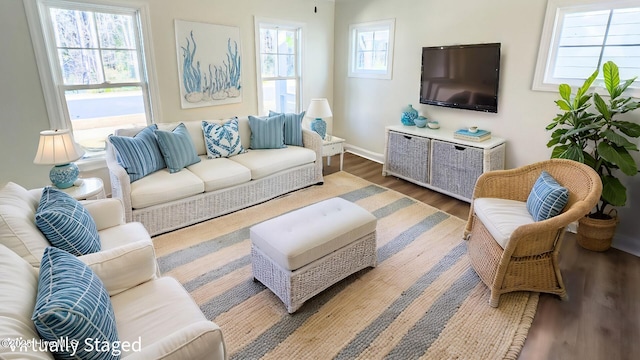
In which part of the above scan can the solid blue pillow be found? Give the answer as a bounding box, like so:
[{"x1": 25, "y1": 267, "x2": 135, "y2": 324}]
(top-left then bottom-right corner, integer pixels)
[
  {"x1": 35, "y1": 187, "x2": 100, "y2": 256},
  {"x1": 269, "y1": 110, "x2": 305, "y2": 146},
  {"x1": 108, "y1": 124, "x2": 166, "y2": 182},
  {"x1": 154, "y1": 123, "x2": 201, "y2": 173},
  {"x1": 202, "y1": 118, "x2": 246, "y2": 158},
  {"x1": 32, "y1": 247, "x2": 119, "y2": 360},
  {"x1": 526, "y1": 171, "x2": 570, "y2": 221},
  {"x1": 248, "y1": 114, "x2": 286, "y2": 149}
]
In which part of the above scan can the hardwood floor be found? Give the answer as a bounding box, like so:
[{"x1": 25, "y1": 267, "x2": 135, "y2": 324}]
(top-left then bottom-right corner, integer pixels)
[{"x1": 324, "y1": 152, "x2": 640, "y2": 360}]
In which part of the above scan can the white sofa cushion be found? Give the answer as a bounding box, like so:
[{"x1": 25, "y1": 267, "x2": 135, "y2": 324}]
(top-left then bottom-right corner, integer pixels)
[
  {"x1": 229, "y1": 146, "x2": 317, "y2": 180},
  {"x1": 473, "y1": 197, "x2": 535, "y2": 249},
  {"x1": 0, "y1": 245, "x2": 52, "y2": 360},
  {"x1": 0, "y1": 182, "x2": 50, "y2": 267},
  {"x1": 187, "y1": 156, "x2": 252, "y2": 192},
  {"x1": 130, "y1": 168, "x2": 204, "y2": 209},
  {"x1": 111, "y1": 277, "x2": 226, "y2": 359}
]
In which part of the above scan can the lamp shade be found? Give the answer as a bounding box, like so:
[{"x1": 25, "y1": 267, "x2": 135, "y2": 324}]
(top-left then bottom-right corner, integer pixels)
[
  {"x1": 306, "y1": 98, "x2": 333, "y2": 119},
  {"x1": 33, "y1": 129, "x2": 85, "y2": 165}
]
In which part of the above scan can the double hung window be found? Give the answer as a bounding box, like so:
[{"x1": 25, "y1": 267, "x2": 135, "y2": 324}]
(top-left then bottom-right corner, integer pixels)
[
  {"x1": 255, "y1": 18, "x2": 303, "y2": 115},
  {"x1": 25, "y1": 0, "x2": 157, "y2": 159}
]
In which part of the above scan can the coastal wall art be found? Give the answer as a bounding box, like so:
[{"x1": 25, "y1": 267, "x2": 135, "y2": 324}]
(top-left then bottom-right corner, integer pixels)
[{"x1": 175, "y1": 20, "x2": 242, "y2": 108}]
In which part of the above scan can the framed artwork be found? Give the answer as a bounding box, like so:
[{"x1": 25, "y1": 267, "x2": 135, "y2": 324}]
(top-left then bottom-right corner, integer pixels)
[{"x1": 175, "y1": 20, "x2": 242, "y2": 108}]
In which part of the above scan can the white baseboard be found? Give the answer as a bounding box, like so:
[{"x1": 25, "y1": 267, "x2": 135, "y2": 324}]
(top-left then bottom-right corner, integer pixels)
[
  {"x1": 612, "y1": 234, "x2": 640, "y2": 257},
  {"x1": 344, "y1": 144, "x2": 384, "y2": 164}
]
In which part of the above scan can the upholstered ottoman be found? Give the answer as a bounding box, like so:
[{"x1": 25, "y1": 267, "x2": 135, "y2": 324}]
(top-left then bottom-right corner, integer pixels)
[{"x1": 250, "y1": 197, "x2": 377, "y2": 313}]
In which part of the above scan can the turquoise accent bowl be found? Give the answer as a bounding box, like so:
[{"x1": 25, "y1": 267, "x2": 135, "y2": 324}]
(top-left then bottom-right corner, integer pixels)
[{"x1": 414, "y1": 117, "x2": 428, "y2": 128}]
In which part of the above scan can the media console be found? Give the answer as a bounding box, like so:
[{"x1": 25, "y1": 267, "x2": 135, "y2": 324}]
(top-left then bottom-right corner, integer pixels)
[{"x1": 382, "y1": 125, "x2": 506, "y2": 202}]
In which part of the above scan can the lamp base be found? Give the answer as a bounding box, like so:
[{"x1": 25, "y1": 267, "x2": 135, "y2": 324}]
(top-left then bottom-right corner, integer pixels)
[
  {"x1": 50, "y1": 163, "x2": 79, "y2": 189},
  {"x1": 310, "y1": 118, "x2": 327, "y2": 139}
]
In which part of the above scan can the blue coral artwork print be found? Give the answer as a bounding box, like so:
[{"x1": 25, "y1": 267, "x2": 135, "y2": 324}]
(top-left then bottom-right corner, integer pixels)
[{"x1": 175, "y1": 20, "x2": 242, "y2": 108}]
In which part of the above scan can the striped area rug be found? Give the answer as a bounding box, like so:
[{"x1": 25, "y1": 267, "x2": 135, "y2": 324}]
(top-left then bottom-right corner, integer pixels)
[{"x1": 153, "y1": 172, "x2": 538, "y2": 360}]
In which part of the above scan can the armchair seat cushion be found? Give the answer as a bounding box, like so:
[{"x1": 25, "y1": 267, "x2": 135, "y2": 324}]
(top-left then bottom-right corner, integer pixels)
[
  {"x1": 111, "y1": 277, "x2": 225, "y2": 359},
  {"x1": 473, "y1": 198, "x2": 535, "y2": 249}
]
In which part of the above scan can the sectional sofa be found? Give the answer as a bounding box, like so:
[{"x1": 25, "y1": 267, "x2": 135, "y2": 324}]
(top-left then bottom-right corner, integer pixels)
[{"x1": 106, "y1": 116, "x2": 324, "y2": 236}]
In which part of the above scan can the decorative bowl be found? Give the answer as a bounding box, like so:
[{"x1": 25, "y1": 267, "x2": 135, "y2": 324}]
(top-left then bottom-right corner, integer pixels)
[
  {"x1": 427, "y1": 121, "x2": 440, "y2": 129},
  {"x1": 414, "y1": 117, "x2": 428, "y2": 128},
  {"x1": 468, "y1": 126, "x2": 478, "y2": 133}
]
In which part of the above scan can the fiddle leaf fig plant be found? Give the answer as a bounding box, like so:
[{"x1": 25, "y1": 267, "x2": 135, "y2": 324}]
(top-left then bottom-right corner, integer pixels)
[{"x1": 546, "y1": 61, "x2": 640, "y2": 219}]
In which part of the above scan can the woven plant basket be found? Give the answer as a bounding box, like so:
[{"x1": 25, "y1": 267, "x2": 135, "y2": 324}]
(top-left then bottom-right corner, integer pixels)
[{"x1": 576, "y1": 212, "x2": 619, "y2": 252}]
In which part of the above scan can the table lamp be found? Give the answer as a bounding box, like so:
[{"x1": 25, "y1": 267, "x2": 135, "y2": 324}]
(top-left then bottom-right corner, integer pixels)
[
  {"x1": 33, "y1": 129, "x2": 85, "y2": 189},
  {"x1": 307, "y1": 98, "x2": 332, "y2": 139}
]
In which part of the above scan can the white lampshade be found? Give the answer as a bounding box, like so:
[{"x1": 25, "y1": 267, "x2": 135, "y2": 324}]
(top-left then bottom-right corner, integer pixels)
[
  {"x1": 306, "y1": 98, "x2": 333, "y2": 119},
  {"x1": 33, "y1": 129, "x2": 85, "y2": 165}
]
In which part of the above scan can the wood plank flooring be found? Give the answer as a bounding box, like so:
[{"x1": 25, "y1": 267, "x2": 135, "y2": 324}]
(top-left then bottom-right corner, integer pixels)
[{"x1": 324, "y1": 152, "x2": 640, "y2": 360}]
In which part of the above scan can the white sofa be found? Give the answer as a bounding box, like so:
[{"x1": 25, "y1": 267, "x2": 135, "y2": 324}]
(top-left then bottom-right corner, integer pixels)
[
  {"x1": 0, "y1": 182, "x2": 226, "y2": 359},
  {"x1": 106, "y1": 117, "x2": 324, "y2": 236}
]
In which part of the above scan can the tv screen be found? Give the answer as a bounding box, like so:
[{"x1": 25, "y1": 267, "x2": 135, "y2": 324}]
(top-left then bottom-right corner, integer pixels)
[{"x1": 420, "y1": 43, "x2": 501, "y2": 113}]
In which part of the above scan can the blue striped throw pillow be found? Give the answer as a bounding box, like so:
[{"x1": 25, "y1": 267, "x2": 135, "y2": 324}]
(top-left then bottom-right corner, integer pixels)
[
  {"x1": 202, "y1": 118, "x2": 246, "y2": 158},
  {"x1": 526, "y1": 171, "x2": 569, "y2": 221},
  {"x1": 269, "y1": 110, "x2": 305, "y2": 146},
  {"x1": 154, "y1": 123, "x2": 201, "y2": 173},
  {"x1": 35, "y1": 187, "x2": 100, "y2": 256},
  {"x1": 248, "y1": 114, "x2": 286, "y2": 149},
  {"x1": 32, "y1": 247, "x2": 119, "y2": 360},
  {"x1": 108, "y1": 124, "x2": 166, "y2": 182}
]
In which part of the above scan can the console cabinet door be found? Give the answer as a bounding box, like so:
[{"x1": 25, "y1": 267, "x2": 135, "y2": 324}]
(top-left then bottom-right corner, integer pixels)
[
  {"x1": 430, "y1": 140, "x2": 483, "y2": 199},
  {"x1": 386, "y1": 131, "x2": 430, "y2": 184}
]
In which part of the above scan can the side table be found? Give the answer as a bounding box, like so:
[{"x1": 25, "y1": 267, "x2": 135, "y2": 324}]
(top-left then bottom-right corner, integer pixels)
[
  {"x1": 58, "y1": 177, "x2": 106, "y2": 200},
  {"x1": 322, "y1": 135, "x2": 345, "y2": 171}
]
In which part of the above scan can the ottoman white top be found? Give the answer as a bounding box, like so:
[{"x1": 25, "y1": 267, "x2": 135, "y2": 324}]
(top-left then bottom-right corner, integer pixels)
[{"x1": 250, "y1": 197, "x2": 377, "y2": 271}]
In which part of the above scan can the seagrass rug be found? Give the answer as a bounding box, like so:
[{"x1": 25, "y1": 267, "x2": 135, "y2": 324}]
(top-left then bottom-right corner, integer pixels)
[{"x1": 153, "y1": 172, "x2": 538, "y2": 360}]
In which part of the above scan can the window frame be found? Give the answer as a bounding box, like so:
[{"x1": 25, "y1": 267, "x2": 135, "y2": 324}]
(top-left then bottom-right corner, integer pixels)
[
  {"x1": 348, "y1": 19, "x2": 395, "y2": 80},
  {"x1": 532, "y1": 0, "x2": 640, "y2": 97},
  {"x1": 254, "y1": 17, "x2": 304, "y2": 116},
  {"x1": 24, "y1": 0, "x2": 161, "y2": 166}
]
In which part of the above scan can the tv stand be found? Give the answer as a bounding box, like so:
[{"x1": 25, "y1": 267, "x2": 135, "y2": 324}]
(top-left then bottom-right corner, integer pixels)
[{"x1": 382, "y1": 125, "x2": 506, "y2": 202}]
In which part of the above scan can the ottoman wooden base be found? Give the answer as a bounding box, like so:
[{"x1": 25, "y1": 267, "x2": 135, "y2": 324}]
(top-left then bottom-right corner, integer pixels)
[{"x1": 252, "y1": 231, "x2": 377, "y2": 313}]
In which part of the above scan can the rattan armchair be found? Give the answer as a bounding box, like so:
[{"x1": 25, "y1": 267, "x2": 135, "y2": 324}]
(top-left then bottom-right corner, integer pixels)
[{"x1": 464, "y1": 159, "x2": 602, "y2": 307}]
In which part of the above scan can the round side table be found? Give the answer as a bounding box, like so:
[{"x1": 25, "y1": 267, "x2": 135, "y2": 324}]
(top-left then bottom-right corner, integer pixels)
[{"x1": 58, "y1": 177, "x2": 106, "y2": 200}]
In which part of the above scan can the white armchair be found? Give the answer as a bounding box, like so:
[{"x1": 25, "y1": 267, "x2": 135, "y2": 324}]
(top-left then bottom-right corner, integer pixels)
[{"x1": 0, "y1": 182, "x2": 226, "y2": 359}]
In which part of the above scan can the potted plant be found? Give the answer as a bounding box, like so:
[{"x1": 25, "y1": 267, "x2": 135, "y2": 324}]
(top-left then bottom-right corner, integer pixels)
[{"x1": 546, "y1": 61, "x2": 640, "y2": 251}]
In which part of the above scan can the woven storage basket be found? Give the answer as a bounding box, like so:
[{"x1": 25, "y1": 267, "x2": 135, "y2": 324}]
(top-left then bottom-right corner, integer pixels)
[{"x1": 577, "y1": 214, "x2": 619, "y2": 252}]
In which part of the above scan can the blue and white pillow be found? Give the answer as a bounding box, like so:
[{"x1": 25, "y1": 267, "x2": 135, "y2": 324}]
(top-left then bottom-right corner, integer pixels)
[
  {"x1": 526, "y1": 171, "x2": 570, "y2": 221},
  {"x1": 269, "y1": 110, "x2": 306, "y2": 146},
  {"x1": 248, "y1": 114, "x2": 286, "y2": 149},
  {"x1": 35, "y1": 187, "x2": 100, "y2": 256},
  {"x1": 108, "y1": 124, "x2": 166, "y2": 182},
  {"x1": 154, "y1": 123, "x2": 201, "y2": 173},
  {"x1": 202, "y1": 118, "x2": 246, "y2": 158},
  {"x1": 32, "y1": 247, "x2": 119, "y2": 360}
]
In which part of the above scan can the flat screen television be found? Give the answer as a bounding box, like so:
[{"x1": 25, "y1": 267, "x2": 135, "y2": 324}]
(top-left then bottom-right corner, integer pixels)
[{"x1": 420, "y1": 43, "x2": 501, "y2": 113}]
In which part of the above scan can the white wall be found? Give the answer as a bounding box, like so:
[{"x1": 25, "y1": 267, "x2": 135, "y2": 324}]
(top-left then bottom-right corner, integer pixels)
[
  {"x1": 333, "y1": 0, "x2": 640, "y2": 254},
  {"x1": 0, "y1": 0, "x2": 334, "y2": 188}
]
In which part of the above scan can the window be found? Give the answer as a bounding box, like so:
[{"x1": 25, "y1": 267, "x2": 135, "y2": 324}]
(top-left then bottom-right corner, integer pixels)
[
  {"x1": 533, "y1": 0, "x2": 640, "y2": 96},
  {"x1": 255, "y1": 18, "x2": 303, "y2": 115},
  {"x1": 25, "y1": 0, "x2": 158, "y2": 160},
  {"x1": 348, "y1": 19, "x2": 395, "y2": 79}
]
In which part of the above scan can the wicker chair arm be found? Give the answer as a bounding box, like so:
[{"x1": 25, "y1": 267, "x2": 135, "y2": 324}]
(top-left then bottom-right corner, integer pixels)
[
  {"x1": 302, "y1": 129, "x2": 324, "y2": 183},
  {"x1": 105, "y1": 141, "x2": 134, "y2": 222}
]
